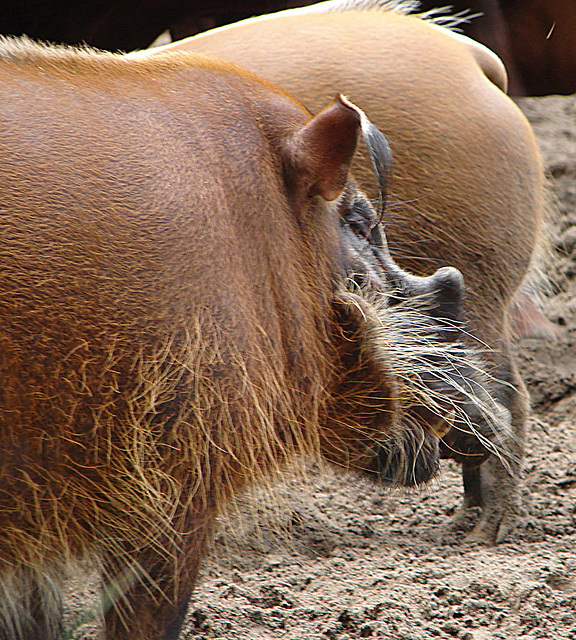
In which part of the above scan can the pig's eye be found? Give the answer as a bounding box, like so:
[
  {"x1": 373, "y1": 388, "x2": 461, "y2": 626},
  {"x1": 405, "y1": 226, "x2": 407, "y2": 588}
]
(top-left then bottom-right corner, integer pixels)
[
  {"x1": 349, "y1": 220, "x2": 370, "y2": 239},
  {"x1": 345, "y1": 202, "x2": 377, "y2": 240}
]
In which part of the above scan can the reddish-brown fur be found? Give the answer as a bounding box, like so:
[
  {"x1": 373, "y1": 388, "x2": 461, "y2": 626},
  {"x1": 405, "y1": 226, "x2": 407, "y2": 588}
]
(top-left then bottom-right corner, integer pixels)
[
  {"x1": 0, "y1": 37, "x2": 510, "y2": 639},
  {"x1": 0, "y1": 40, "x2": 362, "y2": 640},
  {"x1": 143, "y1": 2, "x2": 546, "y2": 543}
]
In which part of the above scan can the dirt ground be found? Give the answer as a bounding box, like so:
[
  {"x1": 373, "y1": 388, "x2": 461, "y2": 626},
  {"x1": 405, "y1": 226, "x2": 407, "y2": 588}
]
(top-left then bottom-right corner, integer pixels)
[{"x1": 172, "y1": 95, "x2": 576, "y2": 640}]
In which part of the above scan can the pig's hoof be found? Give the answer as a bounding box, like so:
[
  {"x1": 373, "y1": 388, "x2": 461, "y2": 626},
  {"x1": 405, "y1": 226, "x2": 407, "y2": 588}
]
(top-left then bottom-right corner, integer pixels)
[{"x1": 464, "y1": 506, "x2": 521, "y2": 544}]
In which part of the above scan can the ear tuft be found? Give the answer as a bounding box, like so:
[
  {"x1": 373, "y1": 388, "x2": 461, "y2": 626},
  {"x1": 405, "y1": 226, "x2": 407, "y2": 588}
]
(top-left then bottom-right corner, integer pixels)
[{"x1": 287, "y1": 95, "x2": 362, "y2": 202}]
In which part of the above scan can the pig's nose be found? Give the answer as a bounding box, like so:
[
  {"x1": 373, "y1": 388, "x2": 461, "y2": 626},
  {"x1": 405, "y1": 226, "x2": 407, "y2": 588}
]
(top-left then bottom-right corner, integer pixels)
[
  {"x1": 425, "y1": 266, "x2": 465, "y2": 323},
  {"x1": 382, "y1": 260, "x2": 465, "y2": 342},
  {"x1": 362, "y1": 220, "x2": 465, "y2": 333}
]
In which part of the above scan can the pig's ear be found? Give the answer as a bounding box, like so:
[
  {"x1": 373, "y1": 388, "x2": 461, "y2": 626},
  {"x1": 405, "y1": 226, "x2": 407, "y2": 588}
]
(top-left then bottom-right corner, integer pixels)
[{"x1": 285, "y1": 95, "x2": 361, "y2": 202}]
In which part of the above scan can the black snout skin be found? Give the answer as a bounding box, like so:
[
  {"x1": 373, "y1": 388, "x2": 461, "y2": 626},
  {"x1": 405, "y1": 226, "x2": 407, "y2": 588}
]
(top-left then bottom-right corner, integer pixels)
[{"x1": 340, "y1": 188, "x2": 509, "y2": 481}]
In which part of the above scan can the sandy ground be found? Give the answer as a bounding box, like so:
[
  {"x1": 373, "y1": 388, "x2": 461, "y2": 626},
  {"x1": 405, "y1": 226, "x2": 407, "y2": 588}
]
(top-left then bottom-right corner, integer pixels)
[{"x1": 169, "y1": 94, "x2": 576, "y2": 640}]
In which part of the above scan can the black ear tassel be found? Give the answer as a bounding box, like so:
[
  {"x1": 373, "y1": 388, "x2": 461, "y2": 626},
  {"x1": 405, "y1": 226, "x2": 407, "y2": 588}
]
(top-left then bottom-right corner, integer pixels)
[
  {"x1": 360, "y1": 115, "x2": 393, "y2": 222},
  {"x1": 337, "y1": 94, "x2": 393, "y2": 221}
]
